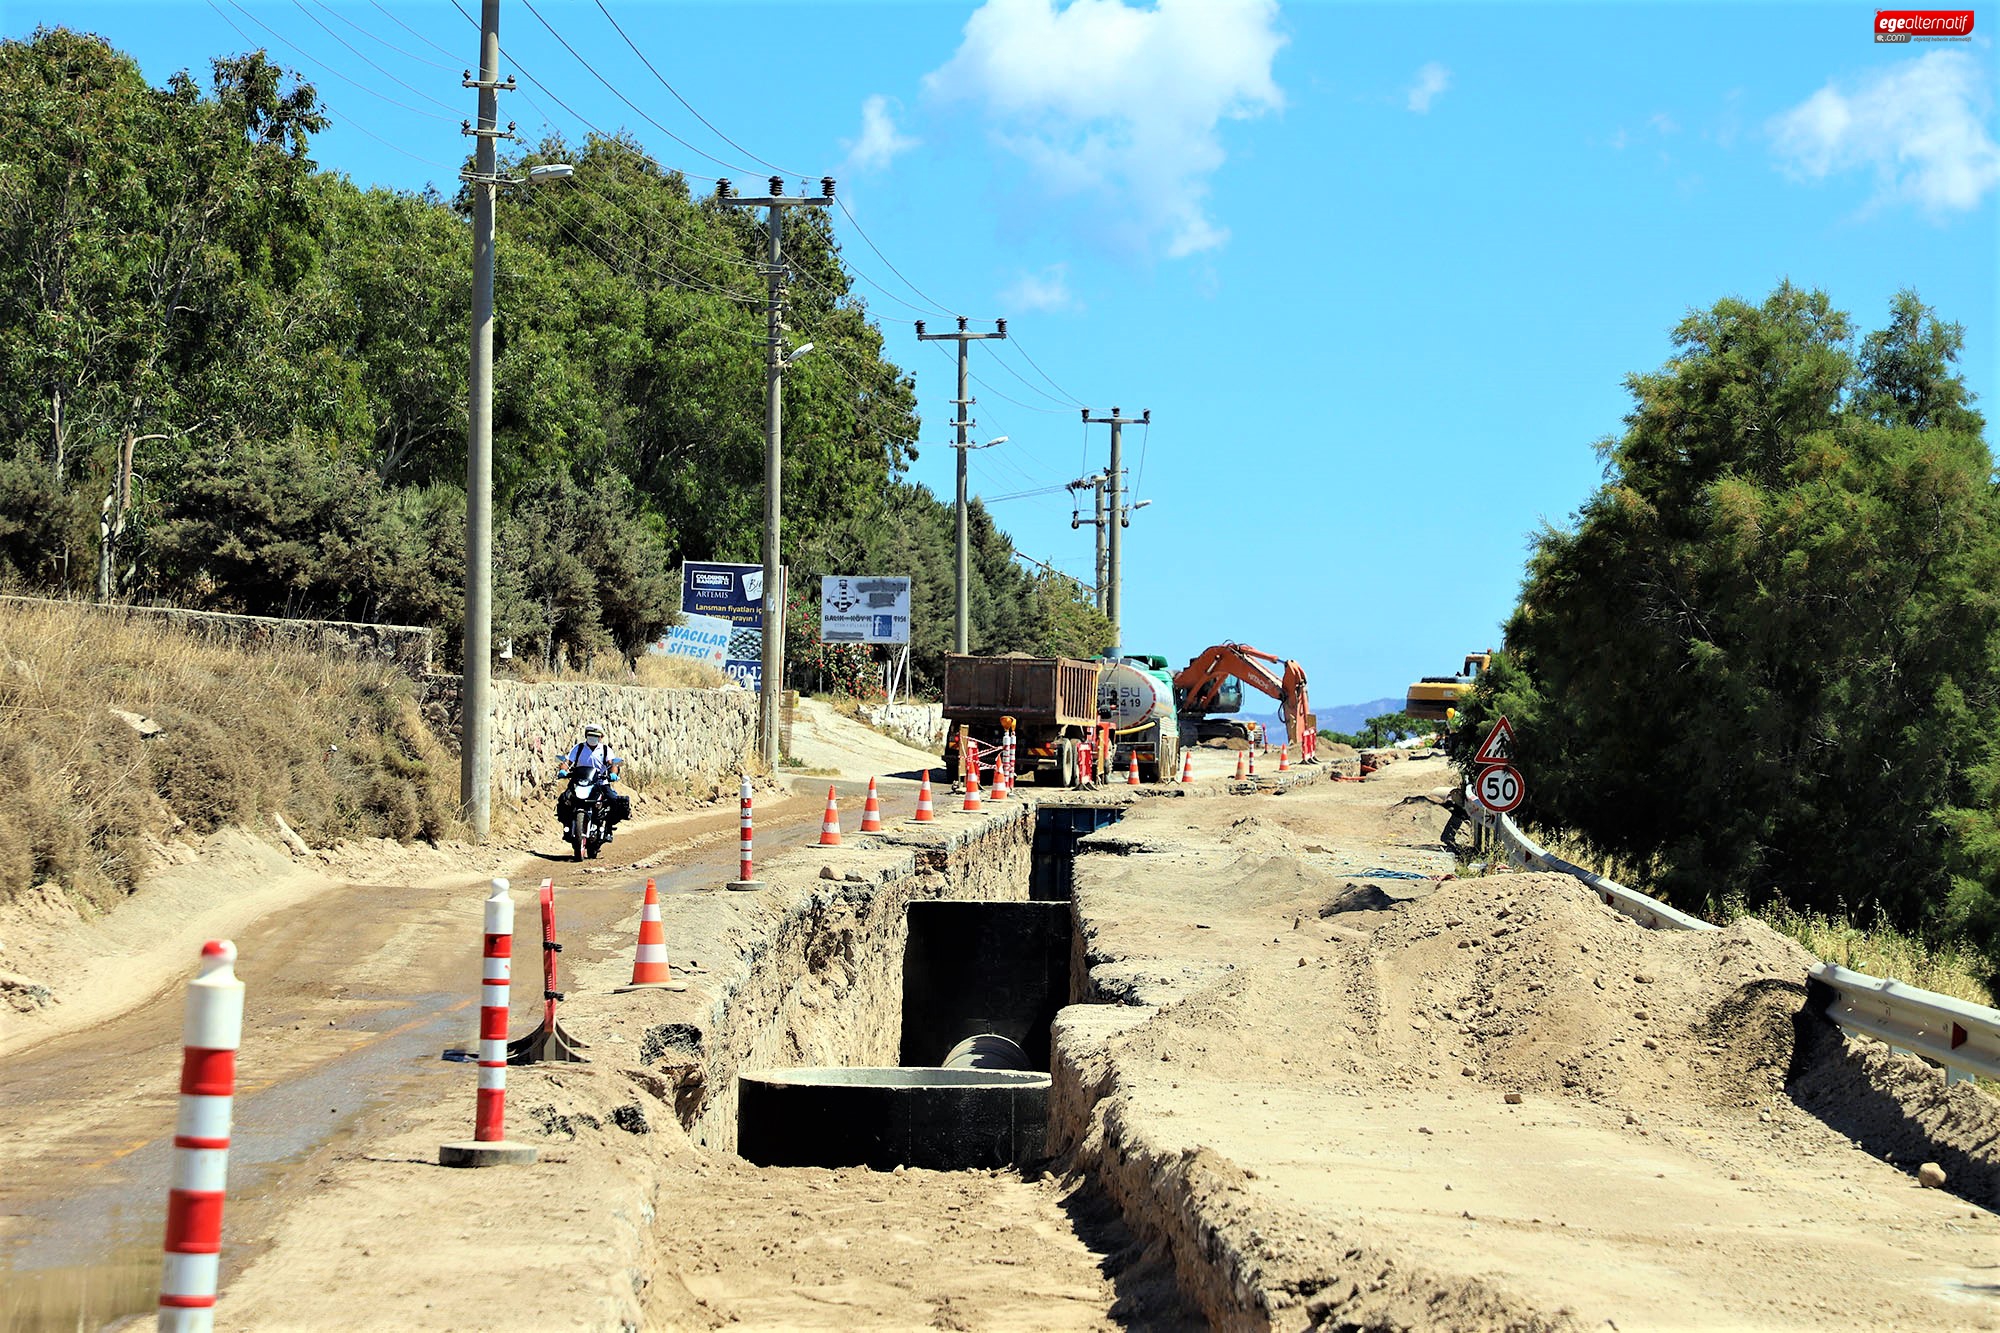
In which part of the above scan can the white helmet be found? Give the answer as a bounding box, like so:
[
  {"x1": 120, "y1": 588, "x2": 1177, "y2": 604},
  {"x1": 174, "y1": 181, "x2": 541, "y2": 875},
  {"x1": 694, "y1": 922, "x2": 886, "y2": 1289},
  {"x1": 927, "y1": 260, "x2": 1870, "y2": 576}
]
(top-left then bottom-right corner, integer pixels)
[{"x1": 583, "y1": 723, "x2": 605, "y2": 741}]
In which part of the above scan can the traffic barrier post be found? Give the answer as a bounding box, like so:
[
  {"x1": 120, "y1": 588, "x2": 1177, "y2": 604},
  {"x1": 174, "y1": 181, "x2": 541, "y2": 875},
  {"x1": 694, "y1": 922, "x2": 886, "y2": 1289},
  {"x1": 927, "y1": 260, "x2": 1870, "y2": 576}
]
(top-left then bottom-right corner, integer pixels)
[
  {"x1": 440, "y1": 879, "x2": 537, "y2": 1167},
  {"x1": 729, "y1": 774, "x2": 761, "y2": 889},
  {"x1": 158, "y1": 940, "x2": 243, "y2": 1332}
]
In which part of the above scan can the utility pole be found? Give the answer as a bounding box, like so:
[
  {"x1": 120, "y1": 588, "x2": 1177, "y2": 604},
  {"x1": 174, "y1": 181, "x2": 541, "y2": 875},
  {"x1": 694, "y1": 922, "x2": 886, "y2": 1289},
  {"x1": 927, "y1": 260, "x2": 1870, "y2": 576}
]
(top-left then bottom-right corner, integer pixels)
[
  {"x1": 1067, "y1": 472, "x2": 1108, "y2": 611},
  {"x1": 458, "y1": 0, "x2": 517, "y2": 842},
  {"x1": 1080, "y1": 407, "x2": 1149, "y2": 654},
  {"x1": 719, "y1": 176, "x2": 834, "y2": 766},
  {"x1": 916, "y1": 317, "x2": 1007, "y2": 653}
]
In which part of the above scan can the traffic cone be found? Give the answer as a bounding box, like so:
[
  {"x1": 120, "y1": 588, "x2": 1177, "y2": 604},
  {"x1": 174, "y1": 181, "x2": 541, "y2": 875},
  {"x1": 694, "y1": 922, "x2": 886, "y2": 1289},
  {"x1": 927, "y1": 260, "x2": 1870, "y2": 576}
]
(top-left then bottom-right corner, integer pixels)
[
  {"x1": 913, "y1": 770, "x2": 935, "y2": 822},
  {"x1": 1279, "y1": 745, "x2": 1290, "y2": 772},
  {"x1": 963, "y1": 749, "x2": 983, "y2": 813},
  {"x1": 616, "y1": 879, "x2": 686, "y2": 992},
  {"x1": 1127, "y1": 752, "x2": 1141, "y2": 786},
  {"x1": 991, "y1": 749, "x2": 1010, "y2": 802},
  {"x1": 860, "y1": 777, "x2": 883, "y2": 832},
  {"x1": 1179, "y1": 750, "x2": 1193, "y2": 784},
  {"x1": 818, "y1": 786, "x2": 842, "y2": 846},
  {"x1": 1234, "y1": 750, "x2": 1246, "y2": 780}
]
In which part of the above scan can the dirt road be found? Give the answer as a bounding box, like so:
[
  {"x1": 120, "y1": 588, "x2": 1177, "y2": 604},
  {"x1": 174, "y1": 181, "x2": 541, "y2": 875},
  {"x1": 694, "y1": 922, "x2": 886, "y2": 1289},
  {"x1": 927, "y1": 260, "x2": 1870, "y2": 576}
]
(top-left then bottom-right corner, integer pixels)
[{"x1": 0, "y1": 784, "x2": 826, "y2": 1331}]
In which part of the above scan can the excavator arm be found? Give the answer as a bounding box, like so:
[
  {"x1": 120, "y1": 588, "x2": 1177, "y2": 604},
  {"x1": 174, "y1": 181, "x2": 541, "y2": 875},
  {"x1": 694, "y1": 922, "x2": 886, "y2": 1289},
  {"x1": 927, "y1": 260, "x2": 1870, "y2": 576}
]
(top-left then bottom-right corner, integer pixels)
[{"x1": 1173, "y1": 643, "x2": 1312, "y2": 747}]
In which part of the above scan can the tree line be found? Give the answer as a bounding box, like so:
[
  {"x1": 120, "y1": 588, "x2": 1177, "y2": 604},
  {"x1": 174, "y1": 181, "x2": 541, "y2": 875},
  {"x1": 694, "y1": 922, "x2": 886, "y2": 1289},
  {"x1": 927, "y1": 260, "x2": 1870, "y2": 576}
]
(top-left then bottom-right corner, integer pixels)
[
  {"x1": 0, "y1": 28, "x2": 1112, "y2": 687},
  {"x1": 1447, "y1": 281, "x2": 2000, "y2": 980}
]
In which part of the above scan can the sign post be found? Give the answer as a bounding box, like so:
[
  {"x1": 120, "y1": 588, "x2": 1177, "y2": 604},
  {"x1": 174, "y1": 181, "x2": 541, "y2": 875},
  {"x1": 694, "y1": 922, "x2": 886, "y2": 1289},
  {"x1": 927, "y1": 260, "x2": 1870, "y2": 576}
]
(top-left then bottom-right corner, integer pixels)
[{"x1": 819, "y1": 575, "x2": 912, "y2": 646}]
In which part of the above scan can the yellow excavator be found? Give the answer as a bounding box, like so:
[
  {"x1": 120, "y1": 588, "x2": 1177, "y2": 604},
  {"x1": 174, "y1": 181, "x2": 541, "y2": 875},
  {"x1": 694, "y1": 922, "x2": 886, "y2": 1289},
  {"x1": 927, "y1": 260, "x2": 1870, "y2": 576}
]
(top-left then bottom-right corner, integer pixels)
[{"x1": 1405, "y1": 651, "x2": 1493, "y2": 721}]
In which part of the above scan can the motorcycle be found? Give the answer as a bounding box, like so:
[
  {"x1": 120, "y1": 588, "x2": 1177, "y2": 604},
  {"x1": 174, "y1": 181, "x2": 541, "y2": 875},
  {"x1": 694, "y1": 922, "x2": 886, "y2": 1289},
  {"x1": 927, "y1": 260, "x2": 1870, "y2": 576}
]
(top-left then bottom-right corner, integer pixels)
[{"x1": 560, "y1": 765, "x2": 615, "y2": 862}]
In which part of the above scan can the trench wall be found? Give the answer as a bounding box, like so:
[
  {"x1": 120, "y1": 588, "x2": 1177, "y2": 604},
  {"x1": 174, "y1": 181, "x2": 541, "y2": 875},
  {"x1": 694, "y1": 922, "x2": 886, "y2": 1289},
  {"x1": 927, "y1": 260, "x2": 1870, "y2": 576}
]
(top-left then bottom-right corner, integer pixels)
[{"x1": 681, "y1": 809, "x2": 1036, "y2": 1151}]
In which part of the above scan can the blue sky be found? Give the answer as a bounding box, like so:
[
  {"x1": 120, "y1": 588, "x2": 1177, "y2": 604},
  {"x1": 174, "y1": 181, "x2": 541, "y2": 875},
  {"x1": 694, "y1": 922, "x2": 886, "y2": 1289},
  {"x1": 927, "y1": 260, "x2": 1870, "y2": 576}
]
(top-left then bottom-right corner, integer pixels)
[{"x1": 11, "y1": 1, "x2": 1997, "y2": 709}]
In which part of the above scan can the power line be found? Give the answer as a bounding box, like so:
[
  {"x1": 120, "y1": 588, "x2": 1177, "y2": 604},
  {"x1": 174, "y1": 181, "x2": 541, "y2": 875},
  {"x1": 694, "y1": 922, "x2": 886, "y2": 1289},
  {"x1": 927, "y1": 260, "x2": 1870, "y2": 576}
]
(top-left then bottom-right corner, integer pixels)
[
  {"x1": 518, "y1": 0, "x2": 759, "y2": 177},
  {"x1": 1006, "y1": 334, "x2": 1089, "y2": 407},
  {"x1": 205, "y1": 0, "x2": 454, "y2": 168},
  {"x1": 368, "y1": 0, "x2": 461, "y2": 63},
  {"x1": 835, "y1": 195, "x2": 960, "y2": 319},
  {"x1": 290, "y1": 0, "x2": 459, "y2": 113},
  {"x1": 975, "y1": 341, "x2": 1080, "y2": 412},
  {"x1": 591, "y1": 0, "x2": 803, "y2": 178},
  {"x1": 314, "y1": 0, "x2": 458, "y2": 71},
  {"x1": 217, "y1": 0, "x2": 455, "y2": 122}
]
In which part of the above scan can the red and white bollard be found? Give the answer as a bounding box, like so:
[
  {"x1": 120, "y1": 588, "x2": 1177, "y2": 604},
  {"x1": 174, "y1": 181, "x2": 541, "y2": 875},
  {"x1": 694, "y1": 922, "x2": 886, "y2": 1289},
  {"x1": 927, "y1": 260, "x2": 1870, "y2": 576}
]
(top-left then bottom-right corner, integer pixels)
[
  {"x1": 158, "y1": 940, "x2": 243, "y2": 1332},
  {"x1": 729, "y1": 774, "x2": 760, "y2": 889},
  {"x1": 1004, "y1": 729, "x2": 1018, "y2": 796},
  {"x1": 441, "y1": 879, "x2": 536, "y2": 1167}
]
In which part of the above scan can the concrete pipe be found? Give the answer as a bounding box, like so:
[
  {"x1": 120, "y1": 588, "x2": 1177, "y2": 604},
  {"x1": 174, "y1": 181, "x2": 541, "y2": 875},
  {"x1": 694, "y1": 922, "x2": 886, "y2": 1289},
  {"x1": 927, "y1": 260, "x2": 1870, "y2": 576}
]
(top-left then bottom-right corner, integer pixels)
[
  {"x1": 737, "y1": 1067, "x2": 1050, "y2": 1170},
  {"x1": 942, "y1": 1033, "x2": 1028, "y2": 1071}
]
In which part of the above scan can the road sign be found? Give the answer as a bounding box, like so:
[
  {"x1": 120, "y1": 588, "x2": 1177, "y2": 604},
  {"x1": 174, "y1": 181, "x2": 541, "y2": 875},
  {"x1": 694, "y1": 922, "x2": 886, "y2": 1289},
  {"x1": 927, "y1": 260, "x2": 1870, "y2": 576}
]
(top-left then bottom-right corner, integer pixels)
[
  {"x1": 1476, "y1": 764, "x2": 1525, "y2": 814},
  {"x1": 1473, "y1": 715, "x2": 1516, "y2": 767}
]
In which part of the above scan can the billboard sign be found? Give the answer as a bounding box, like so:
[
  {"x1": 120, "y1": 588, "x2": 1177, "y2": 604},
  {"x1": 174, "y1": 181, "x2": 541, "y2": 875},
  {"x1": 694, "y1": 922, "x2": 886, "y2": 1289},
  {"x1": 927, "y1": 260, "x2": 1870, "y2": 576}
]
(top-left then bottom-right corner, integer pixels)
[
  {"x1": 820, "y1": 575, "x2": 911, "y2": 645},
  {"x1": 681, "y1": 561, "x2": 767, "y2": 689},
  {"x1": 650, "y1": 611, "x2": 731, "y2": 670}
]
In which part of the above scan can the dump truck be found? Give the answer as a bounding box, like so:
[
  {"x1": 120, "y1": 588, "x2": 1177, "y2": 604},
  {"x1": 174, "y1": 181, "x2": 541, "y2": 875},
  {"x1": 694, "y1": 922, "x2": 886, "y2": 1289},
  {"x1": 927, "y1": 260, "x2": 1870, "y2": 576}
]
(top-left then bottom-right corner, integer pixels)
[{"x1": 941, "y1": 654, "x2": 1100, "y2": 787}]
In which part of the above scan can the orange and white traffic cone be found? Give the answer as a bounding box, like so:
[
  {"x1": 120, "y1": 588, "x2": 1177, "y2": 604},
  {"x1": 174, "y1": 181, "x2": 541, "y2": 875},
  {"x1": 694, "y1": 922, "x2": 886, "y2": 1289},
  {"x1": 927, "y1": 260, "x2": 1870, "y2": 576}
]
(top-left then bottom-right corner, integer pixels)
[
  {"x1": 1234, "y1": 750, "x2": 1246, "y2": 780},
  {"x1": 818, "y1": 786, "x2": 842, "y2": 846},
  {"x1": 963, "y1": 749, "x2": 983, "y2": 813},
  {"x1": 860, "y1": 777, "x2": 883, "y2": 831},
  {"x1": 1279, "y1": 745, "x2": 1290, "y2": 772},
  {"x1": 913, "y1": 770, "x2": 935, "y2": 822},
  {"x1": 1127, "y1": 753, "x2": 1141, "y2": 786},
  {"x1": 1179, "y1": 750, "x2": 1193, "y2": 784},
  {"x1": 616, "y1": 879, "x2": 686, "y2": 992},
  {"x1": 990, "y1": 749, "x2": 1010, "y2": 802}
]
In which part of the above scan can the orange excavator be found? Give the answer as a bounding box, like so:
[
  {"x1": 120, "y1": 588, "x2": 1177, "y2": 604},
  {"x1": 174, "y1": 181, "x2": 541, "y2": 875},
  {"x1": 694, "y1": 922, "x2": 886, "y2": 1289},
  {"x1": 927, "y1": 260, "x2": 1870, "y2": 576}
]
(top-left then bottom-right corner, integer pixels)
[{"x1": 1173, "y1": 643, "x2": 1314, "y2": 749}]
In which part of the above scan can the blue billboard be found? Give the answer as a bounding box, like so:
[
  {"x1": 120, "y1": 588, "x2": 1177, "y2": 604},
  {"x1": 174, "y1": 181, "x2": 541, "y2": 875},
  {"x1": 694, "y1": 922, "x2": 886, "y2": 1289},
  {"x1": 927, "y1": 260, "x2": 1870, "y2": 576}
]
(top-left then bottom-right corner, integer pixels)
[{"x1": 681, "y1": 561, "x2": 767, "y2": 690}]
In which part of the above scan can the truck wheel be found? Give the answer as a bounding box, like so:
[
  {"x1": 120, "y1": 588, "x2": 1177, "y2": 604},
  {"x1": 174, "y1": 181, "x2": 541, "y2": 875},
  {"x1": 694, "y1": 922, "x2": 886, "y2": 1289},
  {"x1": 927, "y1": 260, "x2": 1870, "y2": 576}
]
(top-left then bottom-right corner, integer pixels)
[{"x1": 1058, "y1": 740, "x2": 1080, "y2": 789}]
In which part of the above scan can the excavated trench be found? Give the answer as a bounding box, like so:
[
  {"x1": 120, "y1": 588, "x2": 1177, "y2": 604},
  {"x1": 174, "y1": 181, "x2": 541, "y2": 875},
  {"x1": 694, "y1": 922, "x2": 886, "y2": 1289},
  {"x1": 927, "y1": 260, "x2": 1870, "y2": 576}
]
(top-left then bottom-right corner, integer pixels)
[{"x1": 732, "y1": 804, "x2": 1120, "y2": 1171}]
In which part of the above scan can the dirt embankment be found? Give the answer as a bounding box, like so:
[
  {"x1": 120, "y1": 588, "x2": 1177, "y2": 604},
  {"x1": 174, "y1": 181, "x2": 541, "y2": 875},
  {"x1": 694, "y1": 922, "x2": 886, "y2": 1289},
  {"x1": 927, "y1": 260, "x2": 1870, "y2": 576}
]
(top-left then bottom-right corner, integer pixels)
[{"x1": 1055, "y1": 758, "x2": 2000, "y2": 1330}]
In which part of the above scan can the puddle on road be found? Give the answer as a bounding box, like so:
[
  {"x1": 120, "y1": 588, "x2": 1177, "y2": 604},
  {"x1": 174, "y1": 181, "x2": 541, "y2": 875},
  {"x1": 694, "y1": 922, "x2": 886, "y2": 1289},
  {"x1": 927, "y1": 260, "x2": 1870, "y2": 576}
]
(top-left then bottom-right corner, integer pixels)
[{"x1": 1, "y1": 994, "x2": 465, "y2": 1331}]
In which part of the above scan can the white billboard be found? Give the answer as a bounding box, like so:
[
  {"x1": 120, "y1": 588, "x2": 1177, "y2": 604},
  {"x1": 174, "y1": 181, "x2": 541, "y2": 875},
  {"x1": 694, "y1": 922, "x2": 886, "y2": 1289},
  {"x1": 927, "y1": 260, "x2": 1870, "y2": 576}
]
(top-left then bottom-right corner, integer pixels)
[
  {"x1": 650, "y1": 611, "x2": 731, "y2": 668},
  {"x1": 820, "y1": 575, "x2": 911, "y2": 645}
]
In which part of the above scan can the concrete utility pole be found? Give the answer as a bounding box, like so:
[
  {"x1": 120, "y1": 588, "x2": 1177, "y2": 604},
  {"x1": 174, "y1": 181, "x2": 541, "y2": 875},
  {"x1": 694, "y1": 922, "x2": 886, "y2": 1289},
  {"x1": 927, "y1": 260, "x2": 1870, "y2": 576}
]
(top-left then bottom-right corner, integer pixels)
[
  {"x1": 458, "y1": 0, "x2": 517, "y2": 842},
  {"x1": 915, "y1": 318, "x2": 1007, "y2": 653},
  {"x1": 1080, "y1": 407, "x2": 1149, "y2": 654},
  {"x1": 719, "y1": 176, "x2": 834, "y2": 765},
  {"x1": 1067, "y1": 472, "x2": 1109, "y2": 612}
]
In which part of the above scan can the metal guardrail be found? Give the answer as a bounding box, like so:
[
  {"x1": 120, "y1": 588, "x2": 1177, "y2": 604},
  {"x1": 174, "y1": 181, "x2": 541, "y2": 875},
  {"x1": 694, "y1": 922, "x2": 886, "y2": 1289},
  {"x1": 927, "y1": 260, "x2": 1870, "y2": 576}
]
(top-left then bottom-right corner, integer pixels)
[{"x1": 1462, "y1": 785, "x2": 1996, "y2": 1086}]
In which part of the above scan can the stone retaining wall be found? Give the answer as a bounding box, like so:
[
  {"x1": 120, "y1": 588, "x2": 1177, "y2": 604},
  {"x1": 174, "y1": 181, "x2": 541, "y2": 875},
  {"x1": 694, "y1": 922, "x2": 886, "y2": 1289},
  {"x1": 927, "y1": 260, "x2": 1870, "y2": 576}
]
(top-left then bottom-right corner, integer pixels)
[{"x1": 429, "y1": 676, "x2": 756, "y2": 800}]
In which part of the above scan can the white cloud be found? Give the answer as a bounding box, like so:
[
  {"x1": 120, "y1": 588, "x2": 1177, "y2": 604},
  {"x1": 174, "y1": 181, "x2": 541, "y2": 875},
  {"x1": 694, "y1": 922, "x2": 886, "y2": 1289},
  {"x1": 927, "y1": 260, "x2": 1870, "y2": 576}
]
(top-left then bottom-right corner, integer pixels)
[
  {"x1": 1769, "y1": 49, "x2": 2000, "y2": 216},
  {"x1": 845, "y1": 94, "x2": 918, "y2": 171},
  {"x1": 1002, "y1": 263, "x2": 1080, "y2": 312},
  {"x1": 924, "y1": 0, "x2": 1286, "y2": 258},
  {"x1": 1406, "y1": 62, "x2": 1450, "y2": 114},
  {"x1": 1649, "y1": 111, "x2": 1679, "y2": 135}
]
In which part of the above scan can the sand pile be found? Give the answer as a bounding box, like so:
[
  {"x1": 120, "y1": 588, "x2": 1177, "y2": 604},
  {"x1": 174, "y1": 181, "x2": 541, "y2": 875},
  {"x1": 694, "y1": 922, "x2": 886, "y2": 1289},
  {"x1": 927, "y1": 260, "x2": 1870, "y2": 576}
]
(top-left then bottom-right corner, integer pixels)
[{"x1": 1362, "y1": 872, "x2": 1816, "y2": 1111}]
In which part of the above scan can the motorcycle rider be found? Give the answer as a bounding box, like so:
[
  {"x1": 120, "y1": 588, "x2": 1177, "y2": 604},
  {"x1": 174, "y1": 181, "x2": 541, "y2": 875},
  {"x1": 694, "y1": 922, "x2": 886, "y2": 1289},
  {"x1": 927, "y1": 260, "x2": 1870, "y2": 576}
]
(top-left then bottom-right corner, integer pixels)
[{"x1": 555, "y1": 723, "x2": 631, "y2": 840}]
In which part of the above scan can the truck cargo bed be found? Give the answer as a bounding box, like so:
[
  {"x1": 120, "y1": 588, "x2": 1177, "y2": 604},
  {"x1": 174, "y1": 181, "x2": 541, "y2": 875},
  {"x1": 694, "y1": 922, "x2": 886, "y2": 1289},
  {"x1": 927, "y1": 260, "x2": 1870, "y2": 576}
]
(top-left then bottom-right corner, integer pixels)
[{"x1": 942, "y1": 655, "x2": 1099, "y2": 728}]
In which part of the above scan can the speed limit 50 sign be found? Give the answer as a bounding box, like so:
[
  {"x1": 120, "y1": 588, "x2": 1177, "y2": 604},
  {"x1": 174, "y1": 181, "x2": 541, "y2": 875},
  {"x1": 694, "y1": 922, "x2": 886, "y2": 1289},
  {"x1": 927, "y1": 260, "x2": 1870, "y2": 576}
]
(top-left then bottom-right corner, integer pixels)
[{"x1": 1476, "y1": 764, "x2": 1525, "y2": 814}]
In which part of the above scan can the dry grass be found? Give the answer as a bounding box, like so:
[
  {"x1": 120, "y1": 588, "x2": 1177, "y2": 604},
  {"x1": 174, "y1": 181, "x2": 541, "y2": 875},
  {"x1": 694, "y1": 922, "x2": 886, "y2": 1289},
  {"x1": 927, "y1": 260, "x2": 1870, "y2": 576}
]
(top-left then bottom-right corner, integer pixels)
[
  {"x1": 506, "y1": 653, "x2": 731, "y2": 690},
  {"x1": 0, "y1": 600, "x2": 457, "y2": 911},
  {"x1": 1735, "y1": 901, "x2": 1995, "y2": 1007}
]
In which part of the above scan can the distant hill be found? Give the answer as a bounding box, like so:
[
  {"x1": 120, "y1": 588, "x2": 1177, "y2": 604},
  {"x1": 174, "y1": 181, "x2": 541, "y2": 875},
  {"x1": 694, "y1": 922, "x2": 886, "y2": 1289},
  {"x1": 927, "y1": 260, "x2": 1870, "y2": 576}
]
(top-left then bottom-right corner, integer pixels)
[{"x1": 1231, "y1": 695, "x2": 1404, "y2": 741}]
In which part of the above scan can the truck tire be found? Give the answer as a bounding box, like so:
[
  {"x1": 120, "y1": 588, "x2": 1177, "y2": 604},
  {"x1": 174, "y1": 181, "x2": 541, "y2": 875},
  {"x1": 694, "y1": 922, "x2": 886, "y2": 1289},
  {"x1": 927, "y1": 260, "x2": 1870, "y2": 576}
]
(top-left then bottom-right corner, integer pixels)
[{"x1": 1058, "y1": 739, "x2": 1080, "y2": 789}]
